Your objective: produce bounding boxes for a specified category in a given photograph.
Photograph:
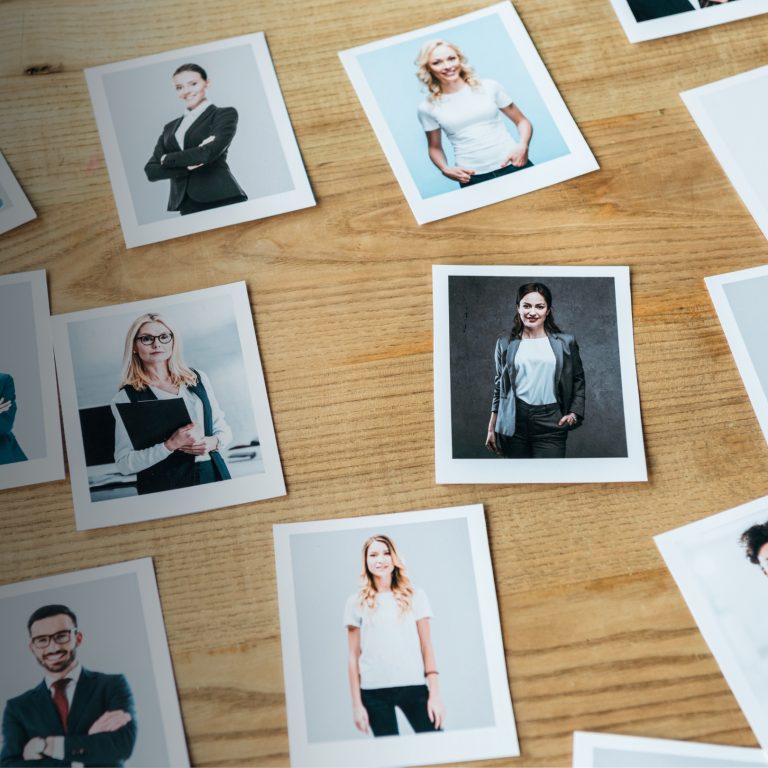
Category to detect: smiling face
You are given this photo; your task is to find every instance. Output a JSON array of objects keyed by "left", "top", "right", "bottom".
[
  {"left": 427, "top": 44, "right": 463, "bottom": 88},
  {"left": 134, "top": 320, "right": 174, "bottom": 367},
  {"left": 29, "top": 614, "right": 82, "bottom": 676},
  {"left": 173, "top": 69, "right": 209, "bottom": 111},
  {"left": 366, "top": 539, "right": 394, "bottom": 580},
  {"left": 518, "top": 291, "right": 550, "bottom": 336}
]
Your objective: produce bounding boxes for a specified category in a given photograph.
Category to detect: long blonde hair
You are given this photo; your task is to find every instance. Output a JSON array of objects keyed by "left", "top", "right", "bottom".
[
  {"left": 358, "top": 535, "right": 414, "bottom": 615},
  {"left": 415, "top": 39, "right": 479, "bottom": 101},
  {"left": 119, "top": 312, "right": 197, "bottom": 391}
]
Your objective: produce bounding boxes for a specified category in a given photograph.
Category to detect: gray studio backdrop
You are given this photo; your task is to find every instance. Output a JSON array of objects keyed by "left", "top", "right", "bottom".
[
  {"left": 0, "top": 180, "right": 11, "bottom": 211},
  {"left": 724, "top": 274, "right": 768, "bottom": 398},
  {"left": 0, "top": 281, "right": 46, "bottom": 459},
  {"left": 448, "top": 275, "right": 628, "bottom": 459},
  {"left": 102, "top": 43, "right": 294, "bottom": 225},
  {"left": 593, "top": 748, "right": 758, "bottom": 768},
  {"left": 289, "top": 517, "right": 495, "bottom": 743},
  {"left": 67, "top": 293, "right": 259, "bottom": 449},
  {"left": 0, "top": 573, "right": 169, "bottom": 767}
]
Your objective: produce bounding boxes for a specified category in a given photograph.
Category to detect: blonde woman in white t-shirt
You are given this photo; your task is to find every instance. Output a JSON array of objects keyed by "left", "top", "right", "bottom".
[
  {"left": 416, "top": 40, "right": 533, "bottom": 187},
  {"left": 344, "top": 535, "right": 445, "bottom": 737}
]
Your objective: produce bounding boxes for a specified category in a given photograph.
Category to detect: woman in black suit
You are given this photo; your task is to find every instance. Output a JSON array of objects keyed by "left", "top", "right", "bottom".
[
  {"left": 144, "top": 63, "right": 247, "bottom": 215},
  {"left": 485, "top": 282, "right": 585, "bottom": 459}
]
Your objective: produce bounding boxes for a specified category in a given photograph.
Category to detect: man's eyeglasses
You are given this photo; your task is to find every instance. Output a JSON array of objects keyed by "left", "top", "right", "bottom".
[
  {"left": 30, "top": 629, "right": 76, "bottom": 649},
  {"left": 135, "top": 332, "right": 173, "bottom": 346}
]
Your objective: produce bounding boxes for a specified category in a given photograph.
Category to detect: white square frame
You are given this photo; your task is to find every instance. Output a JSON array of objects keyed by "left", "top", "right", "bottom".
[
  {"left": 432, "top": 264, "right": 647, "bottom": 484},
  {"left": 339, "top": 2, "right": 598, "bottom": 225},
  {"left": 273, "top": 504, "right": 520, "bottom": 768},
  {"left": 85, "top": 33, "right": 315, "bottom": 248},
  {"left": 0, "top": 270, "right": 64, "bottom": 491},
  {"left": 0, "top": 151, "right": 36, "bottom": 235},
  {"left": 52, "top": 281, "right": 285, "bottom": 530}
]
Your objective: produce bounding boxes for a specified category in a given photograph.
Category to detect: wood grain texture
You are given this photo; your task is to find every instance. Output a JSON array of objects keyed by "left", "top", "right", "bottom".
[{"left": 1, "top": 0, "right": 768, "bottom": 765}]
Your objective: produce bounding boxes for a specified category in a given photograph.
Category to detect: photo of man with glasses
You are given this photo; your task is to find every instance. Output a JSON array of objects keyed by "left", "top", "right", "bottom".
[{"left": 0, "top": 604, "right": 137, "bottom": 767}]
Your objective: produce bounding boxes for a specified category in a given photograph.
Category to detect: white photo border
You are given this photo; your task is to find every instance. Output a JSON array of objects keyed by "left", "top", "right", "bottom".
[
  {"left": 609, "top": 0, "right": 768, "bottom": 44},
  {"left": 273, "top": 504, "right": 520, "bottom": 768},
  {"left": 572, "top": 731, "right": 766, "bottom": 767},
  {"left": 682, "top": 65, "right": 768, "bottom": 241},
  {"left": 52, "top": 280, "right": 285, "bottom": 530},
  {"left": 338, "top": 1, "right": 598, "bottom": 225},
  {"left": 432, "top": 264, "right": 647, "bottom": 484},
  {"left": 0, "top": 270, "right": 64, "bottom": 491},
  {"left": 706, "top": 264, "right": 768, "bottom": 447},
  {"left": 84, "top": 32, "right": 315, "bottom": 248},
  {"left": 0, "top": 151, "right": 36, "bottom": 235},
  {"left": 0, "top": 557, "right": 190, "bottom": 767},
  {"left": 655, "top": 495, "right": 768, "bottom": 751}
]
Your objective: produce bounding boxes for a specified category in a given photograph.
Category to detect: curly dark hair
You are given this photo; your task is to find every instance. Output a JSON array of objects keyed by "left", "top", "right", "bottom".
[{"left": 740, "top": 521, "right": 768, "bottom": 566}]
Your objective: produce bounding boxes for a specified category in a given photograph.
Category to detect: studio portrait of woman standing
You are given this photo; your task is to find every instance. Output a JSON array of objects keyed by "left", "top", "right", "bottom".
[
  {"left": 110, "top": 312, "right": 232, "bottom": 495},
  {"left": 486, "top": 282, "right": 585, "bottom": 459},
  {"left": 344, "top": 535, "right": 445, "bottom": 737},
  {"left": 144, "top": 63, "right": 247, "bottom": 215},
  {"left": 415, "top": 39, "right": 533, "bottom": 188}
]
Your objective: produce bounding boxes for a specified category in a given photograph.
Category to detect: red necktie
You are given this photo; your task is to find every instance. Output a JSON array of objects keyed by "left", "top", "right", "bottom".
[{"left": 51, "top": 679, "right": 70, "bottom": 734}]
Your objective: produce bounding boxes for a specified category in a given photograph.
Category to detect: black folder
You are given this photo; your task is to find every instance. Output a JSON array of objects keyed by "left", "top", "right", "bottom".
[{"left": 114, "top": 399, "right": 192, "bottom": 450}]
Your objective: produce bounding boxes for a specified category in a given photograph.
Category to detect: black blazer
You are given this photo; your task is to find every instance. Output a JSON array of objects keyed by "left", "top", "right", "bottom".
[
  {"left": 0, "top": 372, "right": 27, "bottom": 465},
  {"left": 627, "top": 0, "right": 695, "bottom": 22},
  {"left": 492, "top": 333, "right": 586, "bottom": 438},
  {"left": 0, "top": 669, "right": 137, "bottom": 767},
  {"left": 144, "top": 104, "right": 246, "bottom": 211}
]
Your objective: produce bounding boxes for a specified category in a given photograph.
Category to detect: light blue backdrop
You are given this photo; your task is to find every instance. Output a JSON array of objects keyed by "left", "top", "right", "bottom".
[
  {"left": 356, "top": 14, "right": 569, "bottom": 199},
  {"left": 289, "top": 517, "right": 495, "bottom": 743}
]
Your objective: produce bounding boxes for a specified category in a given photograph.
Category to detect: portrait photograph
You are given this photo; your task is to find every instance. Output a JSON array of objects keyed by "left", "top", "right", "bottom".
[
  {"left": 52, "top": 281, "right": 285, "bottom": 530},
  {"left": 655, "top": 495, "right": 768, "bottom": 752},
  {"left": 682, "top": 65, "right": 768, "bottom": 241},
  {"left": 706, "top": 264, "right": 768, "bottom": 447},
  {"left": 609, "top": 0, "right": 768, "bottom": 43},
  {"left": 85, "top": 33, "right": 315, "bottom": 248},
  {"left": 432, "top": 265, "right": 647, "bottom": 484},
  {"left": 0, "top": 270, "right": 64, "bottom": 491},
  {"left": 0, "top": 151, "right": 36, "bottom": 236},
  {"left": 0, "top": 557, "right": 188, "bottom": 767},
  {"left": 339, "top": 2, "right": 598, "bottom": 225},
  {"left": 273, "top": 504, "right": 519, "bottom": 768},
  {"left": 572, "top": 731, "right": 767, "bottom": 768}
]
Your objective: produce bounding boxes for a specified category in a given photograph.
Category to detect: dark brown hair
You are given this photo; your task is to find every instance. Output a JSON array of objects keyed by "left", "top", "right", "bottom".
[{"left": 173, "top": 63, "right": 208, "bottom": 80}]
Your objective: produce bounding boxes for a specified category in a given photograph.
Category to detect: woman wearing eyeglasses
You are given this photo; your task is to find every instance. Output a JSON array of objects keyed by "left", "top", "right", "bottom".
[{"left": 109, "top": 312, "right": 232, "bottom": 495}]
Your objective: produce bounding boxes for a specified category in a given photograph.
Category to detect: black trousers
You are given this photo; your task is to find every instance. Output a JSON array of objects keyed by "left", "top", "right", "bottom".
[
  {"left": 361, "top": 685, "right": 440, "bottom": 737},
  {"left": 179, "top": 193, "right": 247, "bottom": 215},
  {"left": 460, "top": 159, "right": 533, "bottom": 188},
  {"left": 497, "top": 399, "right": 568, "bottom": 459}
]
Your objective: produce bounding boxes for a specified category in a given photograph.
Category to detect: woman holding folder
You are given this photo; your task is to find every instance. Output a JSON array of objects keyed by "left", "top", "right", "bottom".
[{"left": 110, "top": 312, "right": 232, "bottom": 494}]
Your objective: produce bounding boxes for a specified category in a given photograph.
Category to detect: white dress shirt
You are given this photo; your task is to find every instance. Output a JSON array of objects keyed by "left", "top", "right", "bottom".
[
  {"left": 174, "top": 99, "right": 210, "bottom": 149},
  {"left": 44, "top": 663, "right": 82, "bottom": 761}
]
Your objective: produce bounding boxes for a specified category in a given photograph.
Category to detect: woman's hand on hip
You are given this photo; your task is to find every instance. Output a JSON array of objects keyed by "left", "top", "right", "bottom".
[
  {"left": 485, "top": 429, "right": 499, "bottom": 454},
  {"left": 0, "top": 398, "right": 11, "bottom": 414},
  {"left": 558, "top": 412, "right": 578, "bottom": 428},
  {"left": 427, "top": 692, "right": 445, "bottom": 730},
  {"left": 502, "top": 144, "right": 529, "bottom": 168},
  {"left": 352, "top": 704, "right": 370, "bottom": 734},
  {"left": 442, "top": 166, "right": 475, "bottom": 183}
]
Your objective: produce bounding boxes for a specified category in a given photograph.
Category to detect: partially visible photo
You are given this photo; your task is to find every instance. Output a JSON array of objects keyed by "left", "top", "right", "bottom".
[
  {"left": 339, "top": 2, "right": 597, "bottom": 224},
  {"left": 274, "top": 504, "right": 519, "bottom": 768},
  {"left": 0, "top": 270, "right": 64, "bottom": 491},
  {"left": 52, "top": 281, "right": 285, "bottom": 530},
  {"left": 656, "top": 495, "right": 768, "bottom": 752},
  {"left": 85, "top": 33, "right": 314, "bottom": 247},
  {"left": 0, "top": 151, "right": 36, "bottom": 235},
  {"left": 573, "top": 731, "right": 767, "bottom": 768},
  {"left": 682, "top": 65, "right": 768, "bottom": 241},
  {"left": 0, "top": 558, "right": 188, "bottom": 767},
  {"left": 609, "top": 0, "right": 766, "bottom": 42}
]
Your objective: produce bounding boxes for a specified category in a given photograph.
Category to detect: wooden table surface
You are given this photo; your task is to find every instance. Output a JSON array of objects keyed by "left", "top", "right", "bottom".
[{"left": 2, "top": 0, "right": 768, "bottom": 765}]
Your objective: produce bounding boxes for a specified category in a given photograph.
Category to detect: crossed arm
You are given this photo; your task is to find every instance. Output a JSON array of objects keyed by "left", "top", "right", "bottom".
[{"left": 0, "top": 377, "right": 18, "bottom": 435}]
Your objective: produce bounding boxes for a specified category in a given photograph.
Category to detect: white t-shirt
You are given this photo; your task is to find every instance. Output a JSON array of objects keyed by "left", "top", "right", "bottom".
[
  {"left": 514, "top": 337, "right": 557, "bottom": 405},
  {"left": 344, "top": 587, "right": 433, "bottom": 690},
  {"left": 417, "top": 79, "right": 520, "bottom": 173}
]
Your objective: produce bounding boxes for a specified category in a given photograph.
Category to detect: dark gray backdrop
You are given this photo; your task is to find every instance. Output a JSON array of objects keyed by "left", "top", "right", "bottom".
[{"left": 448, "top": 275, "right": 628, "bottom": 459}]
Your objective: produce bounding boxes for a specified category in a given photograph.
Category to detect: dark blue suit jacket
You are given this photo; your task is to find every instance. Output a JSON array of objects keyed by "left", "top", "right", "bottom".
[
  {"left": 0, "top": 373, "right": 27, "bottom": 466},
  {"left": 0, "top": 669, "right": 137, "bottom": 767}
]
